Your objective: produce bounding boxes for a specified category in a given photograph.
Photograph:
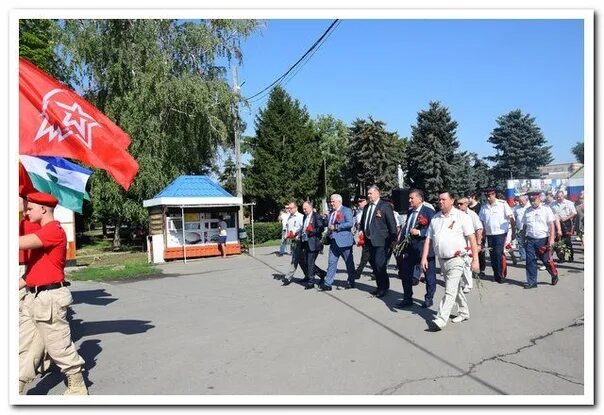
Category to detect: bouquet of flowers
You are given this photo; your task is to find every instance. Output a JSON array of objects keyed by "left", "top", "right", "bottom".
[
  {"left": 286, "top": 230, "right": 296, "bottom": 240},
  {"left": 357, "top": 231, "right": 365, "bottom": 247},
  {"left": 393, "top": 214, "right": 429, "bottom": 257},
  {"left": 455, "top": 247, "right": 484, "bottom": 300},
  {"left": 553, "top": 239, "right": 572, "bottom": 262},
  {"left": 305, "top": 223, "right": 314, "bottom": 234}
]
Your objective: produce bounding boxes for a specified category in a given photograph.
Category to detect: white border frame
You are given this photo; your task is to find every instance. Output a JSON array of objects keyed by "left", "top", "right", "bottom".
[{"left": 8, "top": 7, "right": 594, "bottom": 407}]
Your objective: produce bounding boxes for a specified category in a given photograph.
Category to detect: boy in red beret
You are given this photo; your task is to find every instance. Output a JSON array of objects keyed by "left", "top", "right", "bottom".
[{"left": 18, "top": 192, "right": 88, "bottom": 395}]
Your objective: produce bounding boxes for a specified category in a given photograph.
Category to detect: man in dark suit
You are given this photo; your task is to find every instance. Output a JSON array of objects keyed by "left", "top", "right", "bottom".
[
  {"left": 297, "top": 201, "right": 327, "bottom": 289},
  {"left": 395, "top": 189, "right": 437, "bottom": 308},
  {"left": 360, "top": 185, "right": 398, "bottom": 298}
]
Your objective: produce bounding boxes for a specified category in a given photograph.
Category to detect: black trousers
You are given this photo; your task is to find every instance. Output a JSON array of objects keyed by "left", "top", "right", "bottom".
[
  {"left": 560, "top": 219, "right": 575, "bottom": 261},
  {"left": 355, "top": 244, "right": 373, "bottom": 276},
  {"left": 300, "top": 242, "right": 325, "bottom": 283},
  {"left": 367, "top": 239, "right": 389, "bottom": 291}
]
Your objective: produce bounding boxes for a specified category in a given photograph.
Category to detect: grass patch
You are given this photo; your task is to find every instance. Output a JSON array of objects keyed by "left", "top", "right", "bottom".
[
  {"left": 68, "top": 252, "right": 159, "bottom": 282},
  {"left": 256, "top": 239, "right": 282, "bottom": 247}
]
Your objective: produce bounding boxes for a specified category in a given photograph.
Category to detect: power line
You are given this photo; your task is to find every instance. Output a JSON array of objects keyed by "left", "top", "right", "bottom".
[
  {"left": 248, "top": 19, "right": 342, "bottom": 105},
  {"left": 245, "top": 19, "right": 341, "bottom": 102}
]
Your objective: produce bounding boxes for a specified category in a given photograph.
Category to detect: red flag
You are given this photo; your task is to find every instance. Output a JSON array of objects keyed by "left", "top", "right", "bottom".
[
  {"left": 19, "top": 161, "right": 37, "bottom": 197},
  {"left": 19, "top": 58, "right": 139, "bottom": 190}
]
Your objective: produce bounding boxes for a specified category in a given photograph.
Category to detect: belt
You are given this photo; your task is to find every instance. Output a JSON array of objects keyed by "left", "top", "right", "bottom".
[
  {"left": 26, "top": 281, "right": 71, "bottom": 295},
  {"left": 441, "top": 256, "right": 463, "bottom": 262}
]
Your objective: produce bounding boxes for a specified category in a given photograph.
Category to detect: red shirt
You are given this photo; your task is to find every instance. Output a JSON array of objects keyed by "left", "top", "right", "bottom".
[
  {"left": 25, "top": 221, "right": 66, "bottom": 286},
  {"left": 19, "top": 218, "right": 41, "bottom": 265}
]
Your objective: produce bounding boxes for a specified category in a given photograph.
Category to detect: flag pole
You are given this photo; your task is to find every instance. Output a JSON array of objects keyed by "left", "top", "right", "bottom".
[{"left": 181, "top": 206, "right": 187, "bottom": 264}]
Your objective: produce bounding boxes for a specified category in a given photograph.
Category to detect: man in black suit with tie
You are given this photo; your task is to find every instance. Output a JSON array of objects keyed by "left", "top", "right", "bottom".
[
  {"left": 297, "top": 201, "right": 327, "bottom": 289},
  {"left": 395, "top": 189, "right": 437, "bottom": 309},
  {"left": 360, "top": 185, "right": 398, "bottom": 298}
]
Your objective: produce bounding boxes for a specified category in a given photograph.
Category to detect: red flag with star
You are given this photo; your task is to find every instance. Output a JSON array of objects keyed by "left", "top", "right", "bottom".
[{"left": 19, "top": 58, "right": 139, "bottom": 190}]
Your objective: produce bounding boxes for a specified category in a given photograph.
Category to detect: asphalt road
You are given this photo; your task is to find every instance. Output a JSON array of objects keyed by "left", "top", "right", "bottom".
[{"left": 19, "top": 242, "right": 588, "bottom": 403}]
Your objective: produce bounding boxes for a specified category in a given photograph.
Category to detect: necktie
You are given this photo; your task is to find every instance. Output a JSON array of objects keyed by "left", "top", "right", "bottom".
[
  {"left": 365, "top": 204, "right": 375, "bottom": 234},
  {"left": 406, "top": 210, "right": 418, "bottom": 235}
]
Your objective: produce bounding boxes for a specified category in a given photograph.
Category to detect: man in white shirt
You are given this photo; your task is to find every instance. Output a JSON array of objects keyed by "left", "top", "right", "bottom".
[
  {"left": 277, "top": 207, "right": 290, "bottom": 256},
  {"left": 521, "top": 192, "right": 559, "bottom": 288},
  {"left": 550, "top": 190, "right": 578, "bottom": 263},
  {"left": 281, "top": 201, "right": 304, "bottom": 285},
  {"left": 513, "top": 194, "right": 530, "bottom": 262},
  {"left": 479, "top": 188, "right": 515, "bottom": 284},
  {"left": 456, "top": 197, "right": 483, "bottom": 294},
  {"left": 421, "top": 192, "right": 479, "bottom": 331}
]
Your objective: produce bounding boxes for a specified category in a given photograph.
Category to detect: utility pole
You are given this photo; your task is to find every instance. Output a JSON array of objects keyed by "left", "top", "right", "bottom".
[{"left": 231, "top": 63, "right": 244, "bottom": 228}]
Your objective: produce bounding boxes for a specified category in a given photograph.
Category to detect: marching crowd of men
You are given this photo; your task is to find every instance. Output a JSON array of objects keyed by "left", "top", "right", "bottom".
[{"left": 277, "top": 185, "right": 582, "bottom": 332}]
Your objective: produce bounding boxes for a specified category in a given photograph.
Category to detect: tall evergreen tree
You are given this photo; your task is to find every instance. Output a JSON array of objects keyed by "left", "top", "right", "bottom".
[
  {"left": 404, "top": 101, "right": 461, "bottom": 203},
  {"left": 347, "top": 117, "right": 403, "bottom": 198},
  {"left": 218, "top": 155, "right": 238, "bottom": 196},
  {"left": 450, "top": 152, "right": 492, "bottom": 198},
  {"left": 487, "top": 109, "right": 553, "bottom": 189},
  {"left": 59, "top": 19, "right": 259, "bottom": 248},
  {"left": 571, "top": 141, "right": 584, "bottom": 163},
  {"left": 244, "top": 86, "right": 321, "bottom": 219}
]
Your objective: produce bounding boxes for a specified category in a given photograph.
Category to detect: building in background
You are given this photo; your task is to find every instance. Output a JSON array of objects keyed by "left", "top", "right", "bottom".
[{"left": 143, "top": 175, "right": 243, "bottom": 263}]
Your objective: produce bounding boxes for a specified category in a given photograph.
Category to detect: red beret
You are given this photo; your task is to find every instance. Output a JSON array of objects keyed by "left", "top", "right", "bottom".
[{"left": 27, "top": 192, "right": 58, "bottom": 208}]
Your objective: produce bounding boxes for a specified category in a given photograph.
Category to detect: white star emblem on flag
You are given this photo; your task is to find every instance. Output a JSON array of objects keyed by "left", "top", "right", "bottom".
[{"left": 34, "top": 88, "right": 99, "bottom": 149}]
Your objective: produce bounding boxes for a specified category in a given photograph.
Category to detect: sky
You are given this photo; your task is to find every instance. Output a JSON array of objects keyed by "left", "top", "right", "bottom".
[{"left": 234, "top": 19, "right": 584, "bottom": 165}]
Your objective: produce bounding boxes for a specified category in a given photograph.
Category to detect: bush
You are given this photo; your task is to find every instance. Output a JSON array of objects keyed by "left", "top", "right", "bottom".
[{"left": 244, "top": 222, "right": 282, "bottom": 244}]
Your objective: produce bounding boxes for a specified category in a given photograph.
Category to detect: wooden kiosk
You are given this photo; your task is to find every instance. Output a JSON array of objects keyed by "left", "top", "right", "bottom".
[{"left": 143, "top": 175, "right": 243, "bottom": 263}]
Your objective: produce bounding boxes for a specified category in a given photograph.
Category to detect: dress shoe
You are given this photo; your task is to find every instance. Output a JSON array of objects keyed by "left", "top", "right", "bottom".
[
  {"left": 421, "top": 300, "right": 433, "bottom": 308},
  {"left": 395, "top": 299, "right": 414, "bottom": 308},
  {"left": 370, "top": 289, "right": 379, "bottom": 296},
  {"left": 376, "top": 291, "right": 387, "bottom": 298},
  {"left": 344, "top": 281, "right": 355, "bottom": 289},
  {"left": 451, "top": 315, "right": 469, "bottom": 323},
  {"left": 412, "top": 278, "right": 420, "bottom": 286},
  {"left": 428, "top": 319, "right": 444, "bottom": 331},
  {"left": 304, "top": 283, "right": 315, "bottom": 290},
  {"left": 300, "top": 277, "right": 310, "bottom": 283},
  {"left": 282, "top": 279, "right": 292, "bottom": 286},
  {"left": 319, "top": 283, "right": 332, "bottom": 291},
  {"left": 523, "top": 283, "right": 538, "bottom": 289},
  {"left": 552, "top": 275, "right": 559, "bottom": 286},
  {"left": 462, "top": 287, "right": 471, "bottom": 294}
]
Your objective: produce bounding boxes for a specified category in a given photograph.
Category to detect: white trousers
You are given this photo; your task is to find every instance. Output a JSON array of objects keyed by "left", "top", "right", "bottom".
[{"left": 435, "top": 257, "right": 469, "bottom": 325}]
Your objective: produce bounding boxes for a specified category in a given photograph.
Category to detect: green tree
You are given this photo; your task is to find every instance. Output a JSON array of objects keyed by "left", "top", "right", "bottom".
[
  {"left": 450, "top": 152, "right": 492, "bottom": 198},
  {"left": 60, "top": 19, "right": 259, "bottom": 248},
  {"left": 19, "top": 19, "right": 66, "bottom": 81},
  {"left": 314, "top": 114, "right": 350, "bottom": 200},
  {"left": 244, "top": 86, "right": 322, "bottom": 219},
  {"left": 218, "top": 155, "right": 238, "bottom": 196},
  {"left": 347, "top": 117, "right": 404, "bottom": 199},
  {"left": 404, "top": 101, "right": 461, "bottom": 203},
  {"left": 487, "top": 109, "right": 553, "bottom": 189},
  {"left": 571, "top": 141, "right": 584, "bottom": 163}
]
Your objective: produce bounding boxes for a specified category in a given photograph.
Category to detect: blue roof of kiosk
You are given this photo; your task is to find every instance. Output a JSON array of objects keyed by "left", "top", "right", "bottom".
[{"left": 155, "top": 175, "right": 234, "bottom": 198}]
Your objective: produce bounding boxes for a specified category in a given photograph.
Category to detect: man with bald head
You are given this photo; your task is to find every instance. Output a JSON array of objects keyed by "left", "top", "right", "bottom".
[{"left": 296, "top": 201, "right": 327, "bottom": 289}]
